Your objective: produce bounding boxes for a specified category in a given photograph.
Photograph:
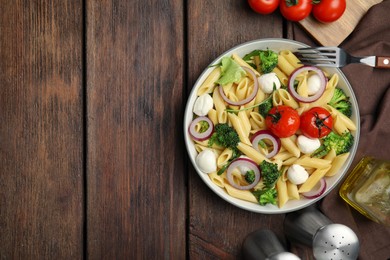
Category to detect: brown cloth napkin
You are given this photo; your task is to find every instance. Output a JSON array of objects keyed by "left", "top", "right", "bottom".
[{"left": 292, "top": 1, "right": 390, "bottom": 259}]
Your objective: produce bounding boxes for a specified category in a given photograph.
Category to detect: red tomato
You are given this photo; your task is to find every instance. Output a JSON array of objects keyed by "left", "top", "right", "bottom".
[
  {"left": 248, "top": 0, "right": 280, "bottom": 14},
  {"left": 300, "top": 107, "right": 333, "bottom": 138},
  {"left": 279, "top": 0, "right": 312, "bottom": 21},
  {"left": 265, "top": 105, "right": 300, "bottom": 138},
  {"left": 312, "top": 0, "right": 346, "bottom": 23}
]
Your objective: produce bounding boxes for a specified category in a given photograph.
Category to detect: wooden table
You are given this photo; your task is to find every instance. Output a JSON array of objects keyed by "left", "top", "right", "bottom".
[{"left": 0, "top": 1, "right": 313, "bottom": 259}]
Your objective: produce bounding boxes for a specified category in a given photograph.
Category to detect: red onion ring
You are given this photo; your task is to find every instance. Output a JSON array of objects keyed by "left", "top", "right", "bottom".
[
  {"left": 251, "top": 130, "right": 281, "bottom": 158},
  {"left": 226, "top": 158, "right": 261, "bottom": 190},
  {"left": 288, "top": 66, "right": 327, "bottom": 103},
  {"left": 302, "top": 178, "right": 327, "bottom": 199},
  {"left": 218, "top": 66, "right": 259, "bottom": 106},
  {"left": 188, "top": 116, "right": 214, "bottom": 141}
]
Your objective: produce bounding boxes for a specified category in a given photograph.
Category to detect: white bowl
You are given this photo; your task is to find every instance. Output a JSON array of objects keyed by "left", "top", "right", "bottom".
[{"left": 184, "top": 38, "right": 360, "bottom": 214}]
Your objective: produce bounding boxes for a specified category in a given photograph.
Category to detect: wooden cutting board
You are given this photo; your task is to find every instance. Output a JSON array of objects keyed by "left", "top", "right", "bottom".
[{"left": 299, "top": 0, "right": 383, "bottom": 46}]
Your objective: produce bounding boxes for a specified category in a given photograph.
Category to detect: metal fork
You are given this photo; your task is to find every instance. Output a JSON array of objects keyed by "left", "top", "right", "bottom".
[{"left": 295, "top": 46, "right": 390, "bottom": 69}]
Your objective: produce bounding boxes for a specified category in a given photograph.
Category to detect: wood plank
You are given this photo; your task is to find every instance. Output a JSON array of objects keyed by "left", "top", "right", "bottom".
[
  {"left": 0, "top": 0, "right": 84, "bottom": 258},
  {"left": 187, "top": 0, "right": 288, "bottom": 258},
  {"left": 86, "top": 0, "right": 186, "bottom": 258},
  {"left": 299, "top": 0, "right": 382, "bottom": 46}
]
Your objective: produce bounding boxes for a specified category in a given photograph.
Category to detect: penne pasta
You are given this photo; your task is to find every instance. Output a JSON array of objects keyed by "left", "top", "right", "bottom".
[
  {"left": 298, "top": 166, "right": 331, "bottom": 193},
  {"left": 225, "top": 184, "right": 258, "bottom": 203},
  {"left": 326, "top": 152, "right": 350, "bottom": 177},
  {"left": 276, "top": 178, "right": 289, "bottom": 208},
  {"left": 237, "top": 142, "right": 268, "bottom": 164},
  {"left": 287, "top": 181, "right": 300, "bottom": 200},
  {"left": 208, "top": 172, "right": 226, "bottom": 188},
  {"left": 228, "top": 113, "right": 251, "bottom": 145},
  {"left": 197, "top": 67, "right": 221, "bottom": 95}
]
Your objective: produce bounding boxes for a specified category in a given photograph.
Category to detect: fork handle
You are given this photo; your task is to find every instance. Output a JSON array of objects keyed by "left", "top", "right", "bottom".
[{"left": 376, "top": 56, "right": 390, "bottom": 69}]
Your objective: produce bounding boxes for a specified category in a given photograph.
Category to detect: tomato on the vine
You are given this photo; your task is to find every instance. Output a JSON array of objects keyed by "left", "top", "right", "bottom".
[
  {"left": 300, "top": 107, "right": 333, "bottom": 138},
  {"left": 265, "top": 105, "right": 300, "bottom": 138},
  {"left": 312, "top": 0, "right": 346, "bottom": 23},
  {"left": 248, "top": 0, "right": 280, "bottom": 15},
  {"left": 279, "top": 0, "right": 312, "bottom": 22}
]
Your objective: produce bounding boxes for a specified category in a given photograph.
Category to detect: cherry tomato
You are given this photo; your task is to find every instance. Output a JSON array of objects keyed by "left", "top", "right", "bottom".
[
  {"left": 312, "top": 0, "right": 346, "bottom": 23},
  {"left": 300, "top": 107, "right": 333, "bottom": 138},
  {"left": 279, "top": 0, "right": 312, "bottom": 22},
  {"left": 265, "top": 105, "right": 300, "bottom": 138},
  {"left": 248, "top": 0, "right": 280, "bottom": 14}
]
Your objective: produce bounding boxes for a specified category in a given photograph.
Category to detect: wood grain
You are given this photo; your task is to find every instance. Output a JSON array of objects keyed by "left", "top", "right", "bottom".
[
  {"left": 299, "top": 0, "right": 383, "bottom": 46},
  {"left": 186, "top": 0, "right": 295, "bottom": 258},
  {"left": 86, "top": 0, "right": 186, "bottom": 258},
  {"left": 0, "top": 0, "right": 84, "bottom": 258}
]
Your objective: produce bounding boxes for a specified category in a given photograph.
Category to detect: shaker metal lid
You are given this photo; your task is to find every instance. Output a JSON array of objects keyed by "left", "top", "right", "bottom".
[
  {"left": 312, "top": 223, "right": 359, "bottom": 260},
  {"left": 269, "top": 252, "right": 301, "bottom": 260}
]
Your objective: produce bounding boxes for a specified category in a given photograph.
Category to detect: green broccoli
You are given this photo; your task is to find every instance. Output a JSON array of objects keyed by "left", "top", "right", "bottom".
[
  {"left": 245, "top": 170, "right": 256, "bottom": 184},
  {"left": 312, "top": 131, "right": 354, "bottom": 158},
  {"left": 251, "top": 161, "right": 280, "bottom": 206},
  {"left": 258, "top": 94, "right": 273, "bottom": 118},
  {"left": 260, "top": 160, "right": 280, "bottom": 188},
  {"left": 243, "top": 49, "right": 278, "bottom": 74},
  {"left": 328, "top": 87, "right": 352, "bottom": 117},
  {"left": 209, "top": 124, "right": 241, "bottom": 175},
  {"left": 208, "top": 123, "right": 240, "bottom": 149},
  {"left": 252, "top": 188, "right": 277, "bottom": 206},
  {"left": 199, "top": 120, "right": 210, "bottom": 133}
]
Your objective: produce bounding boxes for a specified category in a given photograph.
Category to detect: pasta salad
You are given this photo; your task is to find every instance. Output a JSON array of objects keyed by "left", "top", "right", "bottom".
[{"left": 188, "top": 48, "right": 357, "bottom": 208}]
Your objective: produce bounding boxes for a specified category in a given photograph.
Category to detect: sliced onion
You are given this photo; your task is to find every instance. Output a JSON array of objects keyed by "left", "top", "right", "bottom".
[
  {"left": 302, "top": 178, "right": 327, "bottom": 199},
  {"left": 251, "top": 130, "right": 281, "bottom": 158},
  {"left": 288, "top": 66, "right": 327, "bottom": 103},
  {"left": 219, "top": 66, "right": 259, "bottom": 106},
  {"left": 188, "top": 116, "right": 214, "bottom": 141},
  {"left": 226, "top": 158, "right": 261, "bottom": 190}
]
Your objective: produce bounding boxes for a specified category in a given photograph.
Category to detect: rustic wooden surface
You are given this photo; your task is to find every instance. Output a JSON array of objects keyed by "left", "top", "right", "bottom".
[
  {"left": 0, "top": 1, "right": 84, "bottom": 259},
  {"left": 0, "top": 0, "right": 313, "bottom": 259}
]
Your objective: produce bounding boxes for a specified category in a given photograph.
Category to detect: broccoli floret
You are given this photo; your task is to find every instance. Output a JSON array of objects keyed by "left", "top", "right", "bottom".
[
  {"left": 260, "top": 160, "right": 280, "bottom": 188},
  {"left": 252, "top": 188, "right": 277, "bottom": 206},
  {"left": 245, "top": 170, "right": 256, "bottom": 184},
  {"left": 243, "top": 49, "right": 278, "bottom": 74},
  {"left": 251, "top": 161, "right": 280, "bottom": 206},
  {"left": 312, "top": 131, "right": 354, "bottom": 158},
  {"left": 258, "top": 94, "right": 274, "bottom": 118},
  {"left": 328, "top": 87, "right": 352, "bottom": 117},
  {"left": 259, "top": 50, "right": 279, "bottom": 74},
  {"left": 199, "top": 120, "right": 210, "bottom": 133},
  {"left": 208, "top": 123, "right": 240, "bottom": 150}
]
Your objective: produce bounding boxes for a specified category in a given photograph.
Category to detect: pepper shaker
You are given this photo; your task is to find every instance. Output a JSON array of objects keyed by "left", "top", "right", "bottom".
[
  {"left": 242, "top": 229, "right": 300, "bottom": 260},
  {"left": 284, "top": 206, "right": 360, "bottom": 260}
]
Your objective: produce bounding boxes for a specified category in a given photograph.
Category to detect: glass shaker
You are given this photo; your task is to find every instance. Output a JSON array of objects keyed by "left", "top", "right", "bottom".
[{"left": 339, "top": 156, "right": 390, "bottom": 226}]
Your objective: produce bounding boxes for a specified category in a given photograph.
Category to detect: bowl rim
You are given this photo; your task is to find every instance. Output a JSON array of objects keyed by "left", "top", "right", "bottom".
[{"left": 184, "top": 38, "right": 360, "bottom": 214}]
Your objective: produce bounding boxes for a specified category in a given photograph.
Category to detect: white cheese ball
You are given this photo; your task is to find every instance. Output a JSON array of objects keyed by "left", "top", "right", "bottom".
[
  {"left": 196, "top": 149, "right": 217, "bottom": 173},
  {"left": 307, "top": 73, "right": 322, "bottom": 95},
  {"left": 193, "top": 94, "right": 213, "bottom": 116},
  {"left": 258, "top": 72, "right": 281, "bottom": 94},
  {"left": 287, "top": 164, "right": 309, "bottom": 185},
  {"left": 297, "top": 135, "right": 321, "bottom": 154}
]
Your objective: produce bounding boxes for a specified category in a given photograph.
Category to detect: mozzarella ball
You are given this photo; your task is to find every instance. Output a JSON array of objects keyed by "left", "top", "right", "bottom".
[
  {"left": 193, "top": 94, "right": 213, "bottom": 116},
  {"left": 258, "top": 73, "right": 281, "bottom": 94},
  {"left": 297, "top": 135, "right": 321, "bottom": 154},
  {"left": 196, "top": 149, "right": 217, "bottom": 173},
  {"left": 307, "top": 73, "right": 322, "bottom": 95},
  {"left": 287, "top": 164, "right": 309, "bottom": 185}
]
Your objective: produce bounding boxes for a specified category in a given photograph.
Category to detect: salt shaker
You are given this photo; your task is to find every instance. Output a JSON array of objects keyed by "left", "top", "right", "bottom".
[
  {"left": 284, "top": 206, "right": 360, "bottom": 260},
  {"left": 242, "top": 229, "right": 301, "bottom": 260}
]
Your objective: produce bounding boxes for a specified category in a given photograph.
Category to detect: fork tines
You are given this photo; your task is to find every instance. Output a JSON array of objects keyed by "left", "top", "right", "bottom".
[{"left": 294, "top": 47, "right": 338, "bottom": 66}]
